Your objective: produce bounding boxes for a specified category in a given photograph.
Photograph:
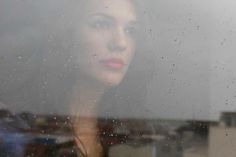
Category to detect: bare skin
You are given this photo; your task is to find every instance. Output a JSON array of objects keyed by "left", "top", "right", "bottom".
[{"left": 70, "top": 78, "right": 105, "bottom": 156}]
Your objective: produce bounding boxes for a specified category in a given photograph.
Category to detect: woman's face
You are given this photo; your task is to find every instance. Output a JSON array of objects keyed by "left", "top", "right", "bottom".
[{"left": 75, "top": 0, "right": 138, "bottom": 86}]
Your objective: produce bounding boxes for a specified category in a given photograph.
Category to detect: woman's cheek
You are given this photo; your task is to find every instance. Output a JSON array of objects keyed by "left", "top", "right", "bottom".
[
  {"left": 76, "top": 39, "right": 104, "bottom": 79},
  {"left": 126, "top": 42, "right": 136, "bottom": 67}
]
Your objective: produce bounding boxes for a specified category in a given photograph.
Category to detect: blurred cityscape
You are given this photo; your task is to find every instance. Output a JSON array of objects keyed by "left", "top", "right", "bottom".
[{"left": 0, "top": 109, "right": 235, "bottom": 157}]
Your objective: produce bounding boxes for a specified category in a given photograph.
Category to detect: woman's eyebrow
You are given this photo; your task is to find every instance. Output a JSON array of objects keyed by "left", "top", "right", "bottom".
[
  {"left": 88, "top": 13, "right": 138, "bottom": 24},
  {"left": 88, "top": 13, "right": 114, "bottom": 21}
]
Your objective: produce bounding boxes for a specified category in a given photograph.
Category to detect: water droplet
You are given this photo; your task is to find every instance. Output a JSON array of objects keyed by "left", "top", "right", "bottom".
[{"left": 17, "top": 55, "right": 23, "bottom": 60}]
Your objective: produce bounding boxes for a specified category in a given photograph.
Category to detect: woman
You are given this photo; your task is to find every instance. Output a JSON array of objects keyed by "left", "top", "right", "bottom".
[
  {"left": 67, "top": 0, "right": 140, "bottom": 156},
  {"left": 40, "top": 0, "right": 152, "bottom": 156}
]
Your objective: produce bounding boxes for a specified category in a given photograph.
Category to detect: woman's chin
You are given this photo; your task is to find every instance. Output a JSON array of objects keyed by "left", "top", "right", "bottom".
[{"left": 98, "top": 72, "right": 125, "bottom": 87}]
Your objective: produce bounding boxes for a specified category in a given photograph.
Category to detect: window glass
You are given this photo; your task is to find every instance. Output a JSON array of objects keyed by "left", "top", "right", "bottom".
[{"left": 1, "top": 0, "right": 235, "bottom": 157}]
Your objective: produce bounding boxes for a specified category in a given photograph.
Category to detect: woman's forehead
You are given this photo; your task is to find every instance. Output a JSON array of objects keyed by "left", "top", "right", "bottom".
[{"left": 81, "top": 0, "right": 137, "bottom": 21}]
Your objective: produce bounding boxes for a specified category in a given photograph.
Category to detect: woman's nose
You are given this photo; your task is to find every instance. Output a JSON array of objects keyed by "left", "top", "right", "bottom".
[{"left": 107, "top": 27, "right": 127, "bottom": 52}]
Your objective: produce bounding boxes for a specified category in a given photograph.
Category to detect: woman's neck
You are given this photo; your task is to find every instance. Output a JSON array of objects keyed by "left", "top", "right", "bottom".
[
  {"left": 70, "top": 76, "right": 106, "bottom": 118},
  {"left": 70, "top": 76, "right": 106, "bottom": 157}
]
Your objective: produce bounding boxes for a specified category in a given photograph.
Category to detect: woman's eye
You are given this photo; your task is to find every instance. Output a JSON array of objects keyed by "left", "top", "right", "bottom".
[
  {"left": 124, "top": 26, "right": 137, "bottom": 37},
  {"left": 89, "top": 20, "right": 111, "bottom": 29}
]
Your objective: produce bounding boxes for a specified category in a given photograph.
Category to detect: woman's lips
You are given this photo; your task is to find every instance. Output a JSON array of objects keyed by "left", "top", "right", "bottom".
[{"left": 100, "top": 58, "right": 125, "bottom": 70}]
